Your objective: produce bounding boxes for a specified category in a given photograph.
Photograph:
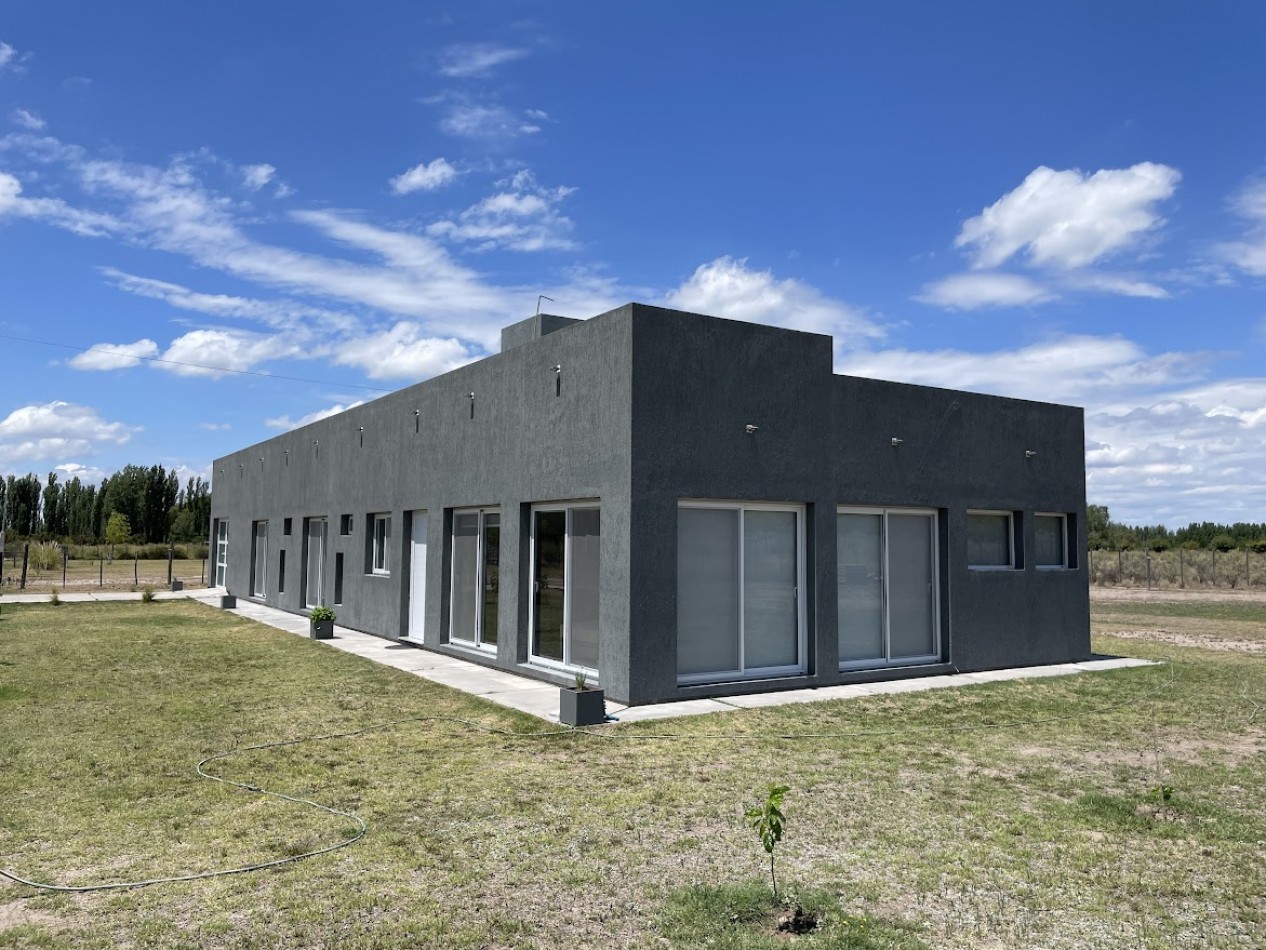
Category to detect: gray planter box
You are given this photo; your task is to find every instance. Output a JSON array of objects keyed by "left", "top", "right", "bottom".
[
  {"left": 171, "top": 580, "right": 184, "bottom": 592},
  {"left": 560, "top": 687, "right": 606, "bottom": 726},
  {"left": 310, "top": 619, "right": 335, "bottom": 640},
  {"left": 219, "top": 594, "right": 237, "bottom": 609}
]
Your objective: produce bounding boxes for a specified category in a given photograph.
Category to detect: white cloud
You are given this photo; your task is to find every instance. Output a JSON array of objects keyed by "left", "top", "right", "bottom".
[
  {"left": 438, "top": 101, "right": 543, "bottom": 139},
  {"left": 0, "top": 401, "right": 138, "bottom": 468},
  {"left": 426, "top": 169, "right": 575, "bottom": 252},
  {"left": 665, "top": 256, "right": 884, "bottom": 341},
  {"left": 957, "top": 163, "right": 1180, "bottom": 269},
  {"left": 0, "top": 41, "right": 24, "bottom": 74},
  {"left": 437, "top": 43, "right": 529, "bottom": 78},
  {"left": 1063, "top": 272, "right": 1169, "bottom": 299},
  {"left": 53, "top": 462, "right": 108, "bottom": 483},
  {"left": 1216, "top": 177, "right": 1266, "bottom": 277},
  {"left": 159, "top": 328, "right": 303, "bottom": 377},
  {"left": 265, "top": 400, "right": 366, "bottom": 431},
  {"left": 0, "top": 170, "right": 123, "bottom": 236},
  {"left": 198, "top": 422, "right": 231, "bottom": 431},
  {"left": 241, "top": 163, "right": 276, "bottom": 190},
  {"left": 915, "top": 272, "right": 1055, "bottom": 309},
  {"left": 836, "top": 334, "right": 1200, "bottom": 406},
  {"left": 69, "top": 339, "right": 159, "bottom": 370},
  {"left": 334, "top": 323, "right": 475, "bottom": 380},
  {"left": 11, "top": 108, "right": 44, "bottom": 130},
  {"left": 99, "top": 267, "right": 360, "bottom": 333},
  {"left": 390, "top": 157, "right": 458, "bottom": 194}
]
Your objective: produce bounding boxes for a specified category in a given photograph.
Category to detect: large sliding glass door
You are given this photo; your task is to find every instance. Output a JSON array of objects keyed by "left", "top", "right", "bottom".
[
  {"left": 449, "top": 508, "right": 499, "bottom": 651},
  {"left": 531, "top": 504, "right": 600, "bottom": 672},
  {"left": 677, "top": 502, "right": 805, "bottom": 684},
  {"left": 837, "top": 508, "right": 938, "bottom": 669}
]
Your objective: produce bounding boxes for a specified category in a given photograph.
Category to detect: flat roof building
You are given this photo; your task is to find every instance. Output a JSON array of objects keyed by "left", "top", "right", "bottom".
[{"left": 210, "top": 303, "right": 1090, "bottom": 706}]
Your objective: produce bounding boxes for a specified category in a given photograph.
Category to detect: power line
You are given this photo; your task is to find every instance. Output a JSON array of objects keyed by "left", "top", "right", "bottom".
[{"left": 0, "top": 333, "right": 393, "bottom": 393}]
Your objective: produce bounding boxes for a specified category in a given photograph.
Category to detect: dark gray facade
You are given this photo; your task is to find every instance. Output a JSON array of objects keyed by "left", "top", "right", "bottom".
[{"left": 210, "top": 303, "right": 1090, "bottom": 706}]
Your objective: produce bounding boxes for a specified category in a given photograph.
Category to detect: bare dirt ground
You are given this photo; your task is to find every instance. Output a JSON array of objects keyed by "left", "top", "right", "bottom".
[{"left": 1091, "top": 585, "right": 1266, "bottom": 605}]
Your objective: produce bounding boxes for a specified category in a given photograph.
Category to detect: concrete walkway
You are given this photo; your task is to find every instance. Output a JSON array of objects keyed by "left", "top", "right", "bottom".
[{"left": 3, "top": 588, "right": 1154, "bottom": 723}]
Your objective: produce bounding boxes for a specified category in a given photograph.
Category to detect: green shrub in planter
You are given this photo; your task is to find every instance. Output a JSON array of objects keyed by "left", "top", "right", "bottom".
[{"left": 309, "top": 606, "right": 336, "bottom": 640}]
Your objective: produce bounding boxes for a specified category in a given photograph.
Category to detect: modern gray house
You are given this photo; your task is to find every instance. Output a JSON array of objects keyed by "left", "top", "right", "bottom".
[{"left": 209, "top": 303, "right": 1090, "bottom": 706}]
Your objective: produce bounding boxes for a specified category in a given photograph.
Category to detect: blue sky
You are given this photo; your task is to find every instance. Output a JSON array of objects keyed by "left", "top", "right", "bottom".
[{"left": 2, "top": 1, "right": 1265, "bottom": 526}]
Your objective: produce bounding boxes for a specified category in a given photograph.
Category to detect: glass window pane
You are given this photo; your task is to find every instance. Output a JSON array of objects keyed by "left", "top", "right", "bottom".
[
  {"left": 1035, "top": 515, "right": 1066, "bottom": 567},
  {"left": 305, "top": 519, "right": 325, "bottom": 607},
  {"left": 967, "top": 513, "right": 1011, "bottom": 567},
  {"left": 743, "top": 510, "right": 799, "bottom": 669},
  {"left": 253, "top": 522, "right": 267, "bottom": 597},
  {"left": 838, "top": 513, "right": 885, "bottom": 662},
  {"left": 533, "top": 511, "right": 566, "bottom": 661},
  {"left": 888, "top": 513, "right": 936, "bottom": 659},
  {"left": 677, "top": 508, "right": 741, "bottom": 676},
  {"left": 482, "top": 513, "right": 500, "bottom": 646},
  {"left": 569, "top": 509, "right": 601, "bottom": 669},
  {"left": 450, "top": 513, "right": 479, "bottom": 641}
]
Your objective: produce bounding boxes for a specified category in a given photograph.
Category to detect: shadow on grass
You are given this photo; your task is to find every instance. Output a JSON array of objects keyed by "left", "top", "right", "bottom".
[{"left": 659, "top": 881, "right": 930, "bottom": 949}]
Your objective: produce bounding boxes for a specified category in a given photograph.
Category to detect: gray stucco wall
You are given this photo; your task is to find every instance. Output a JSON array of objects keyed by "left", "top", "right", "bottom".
[
  {"left": 211, "top": 306, "right": 636, "bottom": 700},
  {"left": 211, "top": 301, "right": 1090, "bottom": 707}
]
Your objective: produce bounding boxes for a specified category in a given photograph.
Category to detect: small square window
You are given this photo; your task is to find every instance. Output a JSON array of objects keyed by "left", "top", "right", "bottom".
[
  {"left": 967, "top": 511, "right": 1015, "bottom": 569},
  {"left": 1035, "top": 513, "right": 1068, "bottom": 569},
  {"left": 339, "top": 514, "right": 353, "bottom": 536},
  {"left": 370, "top": 513, "right": 391, "bottom": 575}
]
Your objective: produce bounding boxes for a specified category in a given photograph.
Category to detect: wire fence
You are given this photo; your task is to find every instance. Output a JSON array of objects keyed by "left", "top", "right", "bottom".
[
  {"left": 0, "top": 546, "right": 208, "bottom": 592},
  {"left": 1089, "top": 548, "right": 1266, "bottom": 590}
]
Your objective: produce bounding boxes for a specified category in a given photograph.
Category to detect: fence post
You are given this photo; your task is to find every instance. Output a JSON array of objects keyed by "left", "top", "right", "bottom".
[
  {"left": 1146, "top": 554, "right": 1153, "bottom": 591},
  {"left": 1117, "top": 549, "right": 1123, "bottom": 584},
  {"left": 62, "top": 545, "right": 67, "bottom": 587},
  {"left": 1179, "top": 549, "right": 1184, "bottom": 588},
  {"left": 20, "top": 543, "right": 29, "bottom": 590},
  {"left": 134, "top": 555, "right": 138, "bottom": 586},
  {"left": 167, "top": 544, "right": 173, "bottom": 585},
  {"left": 1088, "top": 549, "right": 1094, "bottom": 584},
  {"left": 201, "top": 558, "right": 206, "bottom": 586},
  {"left": 99, "top": 556, "right": 103, "bottom": 587},
  {"left": 1212, "top": 549, "right": 1217, "bottom": 587},
  {"left": 1246, "top": 549, "right": 1251, "bottom": 589}
]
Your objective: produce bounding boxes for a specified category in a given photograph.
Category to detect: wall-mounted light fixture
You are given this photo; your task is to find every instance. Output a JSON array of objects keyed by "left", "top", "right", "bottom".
[
  {"left": 891, "top": 437, "right": 904, "bottom": 446},
  {"left": 284, "top": 449, "right": 289, "bottom": 466},
  {"left": 1025, "top": 450, "right": 1037, "bottom": 458},
  {"left": 413, "top": 409, "right": 420, "bottom": 434},
  {"left": 466, "top": 392, "right": 476, "bottom": 420},
  {"left": 314, "top": 440, "right": 320, "bottom": 459},
  {"left": 358, "top": 426, "right": 364, "bottom": 447},
  {"left": 553, "top": 364, "right": 562, "bottom": 397},
  {"left": 745, "top": 424, "right": 759, "bottom": 434}
]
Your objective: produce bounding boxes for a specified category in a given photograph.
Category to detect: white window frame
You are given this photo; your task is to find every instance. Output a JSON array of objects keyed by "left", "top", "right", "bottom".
[
  {"left": 214, "top": 520, "right": 229, "bottom": 589},
  {"left": 448, "top": 507, "right": 499, "bottom": 653},
  {"left": 304, "top": 517, "right": 328, "bottom": 609},
  {"left": 370, "top": 513, "right": 391, "bottom": 575},
  {"left": 837, "top": 506, "right": 941, "bottom": 671},
  {"left": 1035, "top": 512, "right": 1070, "bottom": 570},
  {"left": 528, "top": 501, "right": 601, "bottom": 679},
  {"left": 967, "top": 509, "right": 1016, "bottom": 570},
  {"left": 676, "top": 499, "right": 808, "bottom": 686}
]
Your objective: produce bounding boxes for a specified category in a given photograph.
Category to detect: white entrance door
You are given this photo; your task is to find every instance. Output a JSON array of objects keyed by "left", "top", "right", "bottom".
[
  {"left": 305, "top": 518, "right": 326, "bottom": 608},
  {"left": 407, "top": 511, "right": 428, "bottom": 640}
]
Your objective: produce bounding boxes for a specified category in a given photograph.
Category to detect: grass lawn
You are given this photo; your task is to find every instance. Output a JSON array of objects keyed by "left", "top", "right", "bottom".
[{"left": 1, "top": 601, "right": 1264, "bottom": 949}]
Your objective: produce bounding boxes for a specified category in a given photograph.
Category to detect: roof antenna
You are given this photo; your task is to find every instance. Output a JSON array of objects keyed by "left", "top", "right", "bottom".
[{"left": 536, "top": 294, "right": 554, "bottom": 315}]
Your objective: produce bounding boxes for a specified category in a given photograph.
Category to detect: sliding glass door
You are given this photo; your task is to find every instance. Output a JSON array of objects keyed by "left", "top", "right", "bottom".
[
  {"left": 677, "top": 502, "right": 805, "bottom": 684},
  {"left": 837, "top": 508, "right": 938, "bottom": 669},
  {"left": 450, "top": 508, "right": 499, "bottom": 650},
  {"left": 531, "top": 504, "right": 601, "bottom": 672}
]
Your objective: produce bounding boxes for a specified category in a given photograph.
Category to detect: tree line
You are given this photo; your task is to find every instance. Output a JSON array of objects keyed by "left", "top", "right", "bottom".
[
  {"left": 1088, "top": 505, "right": 1266, "bottom": 553},
  {"left": 1, "top": 466, "right": 211, "bottom": 545}
]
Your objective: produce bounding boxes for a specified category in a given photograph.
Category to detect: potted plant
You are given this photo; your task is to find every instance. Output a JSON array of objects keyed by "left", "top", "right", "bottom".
[
  {"left": 309, "top": 605, "right": 336, "bottom": 640},
  {"left": 219, "top": 590, "right": 237, "bottom": 609},
  {"left": 560, "top": 671, "right": 606, "bottom": 727}
]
